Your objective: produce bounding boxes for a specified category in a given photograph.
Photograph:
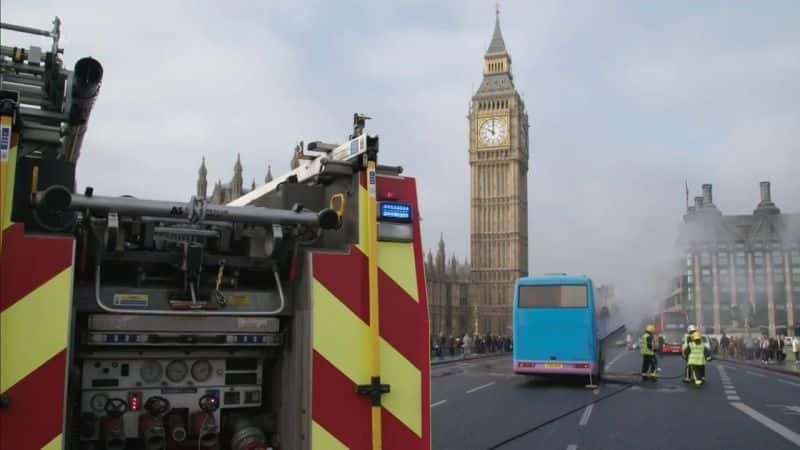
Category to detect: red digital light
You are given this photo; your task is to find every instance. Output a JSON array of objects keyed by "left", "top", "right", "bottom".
[{"left": 128, "top": 391, "right": 141, "bottom": 411}]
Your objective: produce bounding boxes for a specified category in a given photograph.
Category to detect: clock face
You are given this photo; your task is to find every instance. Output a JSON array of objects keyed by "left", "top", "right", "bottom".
[{"left": 479, "top": 118, "right": 507, "bottom": 146}]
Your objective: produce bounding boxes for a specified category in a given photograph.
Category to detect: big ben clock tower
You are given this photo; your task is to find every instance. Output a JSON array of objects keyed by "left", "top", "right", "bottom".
[{"left": 469, "top": 9, "right": 530, "bottom": 336}]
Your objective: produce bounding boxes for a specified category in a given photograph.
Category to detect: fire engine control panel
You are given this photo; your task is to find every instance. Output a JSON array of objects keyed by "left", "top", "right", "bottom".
[{"left": 78, "top": 353, "right": 264, "bottom": 442}]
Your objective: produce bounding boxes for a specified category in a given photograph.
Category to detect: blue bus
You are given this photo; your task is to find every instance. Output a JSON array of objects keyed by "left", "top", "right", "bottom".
[{"left": 512, "top": 274, "right": 603, "bottom": 378}]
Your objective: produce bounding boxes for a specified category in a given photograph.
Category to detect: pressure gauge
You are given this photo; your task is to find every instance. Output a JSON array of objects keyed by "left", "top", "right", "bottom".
[
  {"left": 166, "top": 360, "right": 188, "bottom": 383},
  {"left": 191, "top": 360, "right": 213, "bottom": 382},
  {"left": 91, "top": 393, "right": 109, "bottom": 412},
  {"left": 139, "top": 360, "right": 163, "bottom": 383}
]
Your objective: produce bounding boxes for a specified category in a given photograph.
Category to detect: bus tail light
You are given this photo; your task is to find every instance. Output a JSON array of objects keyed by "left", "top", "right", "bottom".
[
  {"left": 572, "top": 363, "right": 590, "bottom": 369},
  {"left": 517, "top": 362, "right": 533, "bottom": 368}
]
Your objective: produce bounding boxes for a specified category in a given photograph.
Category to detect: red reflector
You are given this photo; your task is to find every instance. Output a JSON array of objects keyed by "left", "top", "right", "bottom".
[{"left": 128, "top": 392, "right": 141, "bottom": 411}]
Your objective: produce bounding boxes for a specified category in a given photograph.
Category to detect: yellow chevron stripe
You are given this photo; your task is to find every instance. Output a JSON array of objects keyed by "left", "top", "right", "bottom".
[
  {"left": 41, "top": 434, "right": 62, "bottom": 450},
  {"left": 311, "top": 279, "right": 370, "bottom": 384},
  {"left": 377, "top": 241, "right": 419, "bottom": 302},
  {"left": 312, "top": 421, "right": 349, "bottom": 450},
  {"left": 0, "top": 267, "right": 72, "bottom": 392},
  {"left": 379, "top": 337, "right": 422, "bottom": 437}
]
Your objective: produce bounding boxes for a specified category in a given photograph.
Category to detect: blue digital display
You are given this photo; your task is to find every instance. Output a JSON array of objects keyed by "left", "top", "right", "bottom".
[{"left": 379, "top": 202, "right": 412, "bottom": 222}]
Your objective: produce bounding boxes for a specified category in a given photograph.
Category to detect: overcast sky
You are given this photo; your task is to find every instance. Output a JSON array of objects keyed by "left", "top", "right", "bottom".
[{"left": 4, "top": 1, "right": 800, "bottom": 312}]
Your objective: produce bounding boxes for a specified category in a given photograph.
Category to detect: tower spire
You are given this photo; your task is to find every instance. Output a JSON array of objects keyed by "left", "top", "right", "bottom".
[
  {"left": 487, "top": 4, "right": 507, "bottom": 55},
  {"left": 196, "top": 156, "right": 208, "bottom": 199}
]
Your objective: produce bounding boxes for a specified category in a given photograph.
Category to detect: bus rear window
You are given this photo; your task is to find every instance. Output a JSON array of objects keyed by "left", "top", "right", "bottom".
[{"left": 518, "top": 285, "right": 587, "bottom": 308}]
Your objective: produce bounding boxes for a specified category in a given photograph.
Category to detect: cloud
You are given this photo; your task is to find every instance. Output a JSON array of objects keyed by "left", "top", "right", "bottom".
[{"left": 5, "top": 1, "right": 800, "bottom": 317}]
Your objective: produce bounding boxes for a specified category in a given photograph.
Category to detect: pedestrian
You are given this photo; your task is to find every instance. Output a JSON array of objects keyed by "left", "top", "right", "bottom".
[
  {"left": 640, "top": 324, "right": 657, "bottom": 382},
  {"left": 792, "top": 335, "right": 799, "bottom": 364},
  {"left": 721, "top": 332, "right": 730, "bottom": 358},
  {"left": 682, "top": 331, "right": 711, "bottom": 386}
]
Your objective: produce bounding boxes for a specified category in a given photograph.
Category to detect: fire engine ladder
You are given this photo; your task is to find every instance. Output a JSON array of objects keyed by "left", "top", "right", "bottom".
[
  {"left": 0, "top": 17, "right": 73, "bottom": 157},
  {"left": 1, "top": 17, "right": 102, "bottom": 252}
]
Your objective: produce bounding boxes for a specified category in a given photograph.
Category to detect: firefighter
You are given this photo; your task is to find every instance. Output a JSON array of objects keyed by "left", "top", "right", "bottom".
[
  {"left": 682, "top": 324, "right": 698, "bottom": 382},
  {"left": 640, "top": 324, "right": 657, "bottom": 381},
  {"left": 682, "top": 331, "right": 711, "bottom": 386}
]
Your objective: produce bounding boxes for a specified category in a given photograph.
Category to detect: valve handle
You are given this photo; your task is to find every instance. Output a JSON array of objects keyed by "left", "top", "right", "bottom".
[
  {"left": 104, "top": 398, "right": 128, "bottom": 417},
  {"left": 144, "top": 396, "right": 171, "bottom": 416},
  {"left": 198, "top": 394, "right": 219, "bottom": 412}
]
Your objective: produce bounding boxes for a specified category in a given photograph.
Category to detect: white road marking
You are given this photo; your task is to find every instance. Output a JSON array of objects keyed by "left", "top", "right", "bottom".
[
  {"left": 466, "top": 381, "right": 496, "bottom": 394},
  {"left": 727, "top": 395, "right": 741, "bottom": 401},
  {"left": 725, "top": 390, "right": 737, "bottom": 395},
  {"left": 778, "top": 379, "right": 800, "bottom": 388},
  {"left": 578, "top": 404, "right": 594, "bottom": 426},
  {"left": 731, "top": 402, "right": 800, "bottom": 446},
  {"left": 746, "top": 371, "right": 766, "bottom": 378},
  {"left": 723, "top": 385, "right": 735, "bottom": 390},
  {"left": 567, "top": 445, "right": 578, "bottom": 450},
  {"left": 430, "top": 400, "right": 447, "bottom": 408},
  {"left": 605, "top": 352, "right": 626, "bottom": 370}
]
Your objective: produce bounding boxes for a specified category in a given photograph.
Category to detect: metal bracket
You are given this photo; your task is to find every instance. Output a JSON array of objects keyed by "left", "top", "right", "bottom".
[{"left": 355, "top": 376, "right": 391, "bottom": 407}]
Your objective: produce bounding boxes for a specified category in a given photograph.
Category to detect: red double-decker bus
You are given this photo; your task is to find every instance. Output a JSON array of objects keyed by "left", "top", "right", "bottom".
[{"left": 654, "top": 310, "right": 688, "bottom": 354}]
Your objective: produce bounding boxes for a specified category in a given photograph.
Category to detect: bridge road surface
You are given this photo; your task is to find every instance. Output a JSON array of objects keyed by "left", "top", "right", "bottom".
[{"left": 431, "top": 343, "right": 800, "bottom": 450}]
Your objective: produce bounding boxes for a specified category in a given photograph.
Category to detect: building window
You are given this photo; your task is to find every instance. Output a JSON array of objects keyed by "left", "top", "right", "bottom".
[
  {"left": 736, "top": 252, "right": 746, "bottom": 266},
  {"left": 791, "top": 251, "right": 800, "bottom": 265},
  {"left": 717, "top": 252, "right": 729, "bottom": 266},
  {"left": 719, "top": 269, "right": 729, "bottom": 285},
  {"left": 753, "top": 252, "right": 764, "bottom": 266},
  {"left": 701, "top": 269, "right": 712, "bottom": 284},
  {"left": 700, "top": 252, "right": 711, "bottom": 266},
  {"left": 774, "top": 271, "right": 785, "bottom": 283},
  {"left": 773, "top": 251, "right": 785, "bottom": 266}
]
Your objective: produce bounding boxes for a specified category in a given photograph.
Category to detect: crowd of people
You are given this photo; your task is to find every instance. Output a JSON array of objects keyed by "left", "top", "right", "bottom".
[
  {"left": 718, "top": 333, "right": 800, "bottom": 364},
  {"left": 430, "top": 333, "right": 512, "bottom": 359}
]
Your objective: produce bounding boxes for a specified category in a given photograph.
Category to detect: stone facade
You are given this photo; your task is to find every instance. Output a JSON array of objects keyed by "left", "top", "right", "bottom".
[
  {"left": 196, "top": 154, "right": 273, "bottom": 205},
  {"left": 426, "top": 234, "right": 471, "bottom": 338},
  {"left": 468, "top": 12, "right": 530, "bottom": 335},
  {"left": 676, "top": 182, "right": 800, "bottom": 336}
]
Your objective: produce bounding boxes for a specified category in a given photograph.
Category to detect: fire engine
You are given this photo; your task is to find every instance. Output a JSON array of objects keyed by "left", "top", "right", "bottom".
[{"left": 0, "top": 18, "right": 430, "bottom": 450}]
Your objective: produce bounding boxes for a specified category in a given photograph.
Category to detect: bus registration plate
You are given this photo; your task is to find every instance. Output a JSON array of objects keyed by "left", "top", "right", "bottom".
[{"left": 544, "top": 363, "right": 563, "bottom": 368}]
